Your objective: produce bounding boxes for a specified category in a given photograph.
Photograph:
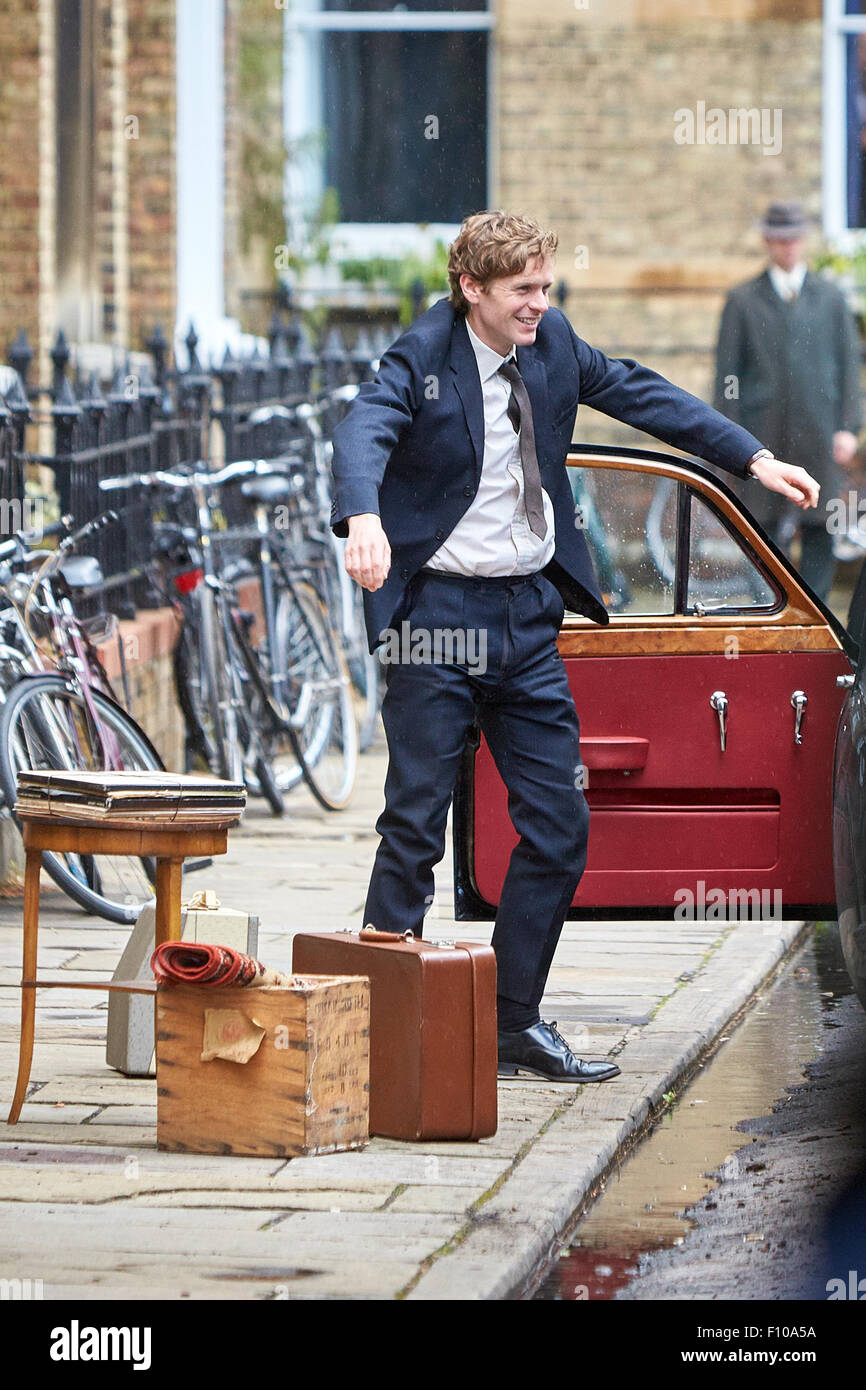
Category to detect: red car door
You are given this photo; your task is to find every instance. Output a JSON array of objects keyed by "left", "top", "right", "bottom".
[{"left": 456, "top": 449, "right": 856, "bottom": 921}]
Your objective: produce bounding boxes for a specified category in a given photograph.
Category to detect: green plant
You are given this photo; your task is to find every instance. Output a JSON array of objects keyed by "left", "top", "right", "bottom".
[
  {"left": 813, "top": 236, "right": 866, "bottom": 323},
  {"left": 338, "top": 238, "right": 451, "bottom": 325}
]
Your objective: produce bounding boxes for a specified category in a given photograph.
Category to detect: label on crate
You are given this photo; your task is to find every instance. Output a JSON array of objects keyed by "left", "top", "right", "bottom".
[{"left": 201, "top": 1009, "right": 266, "bottom": 1064}]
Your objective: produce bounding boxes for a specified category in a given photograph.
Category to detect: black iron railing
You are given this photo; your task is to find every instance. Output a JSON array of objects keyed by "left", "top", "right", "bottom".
[{"left": 0, "top": 311, "right": 395, "bottom": 617}]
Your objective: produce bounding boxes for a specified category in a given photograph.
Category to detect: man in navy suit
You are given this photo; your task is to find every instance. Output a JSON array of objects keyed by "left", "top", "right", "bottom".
[{"left": 331, "top": 210, "right": 819, "bottom": 1083}]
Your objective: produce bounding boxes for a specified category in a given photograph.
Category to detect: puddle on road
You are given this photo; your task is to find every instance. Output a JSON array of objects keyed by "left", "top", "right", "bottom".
[{"left": 532, "top": 922, "right": 852, "bottom": 1301}]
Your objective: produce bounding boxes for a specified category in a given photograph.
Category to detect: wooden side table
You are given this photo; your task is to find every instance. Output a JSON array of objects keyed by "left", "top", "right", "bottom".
[{"left": 7, "top": 815, "right": 231, "bottom": 1125}]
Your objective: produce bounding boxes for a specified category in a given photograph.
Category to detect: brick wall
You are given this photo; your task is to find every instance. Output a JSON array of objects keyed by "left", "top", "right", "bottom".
[
  {"left": 126, "top": 0, "right": 176, "bottom": 352},
  {"left": 95, "top": 0, "right": 130, "bottom": 346},
  {"left": 0, "top": 1, "right": 45, "bottom": 368},
  {"left": 496, "top": 0, "right": 824, "bottom": 437},
  {"left": 0, "top": 0, "right": 175, "bottom": 370}
]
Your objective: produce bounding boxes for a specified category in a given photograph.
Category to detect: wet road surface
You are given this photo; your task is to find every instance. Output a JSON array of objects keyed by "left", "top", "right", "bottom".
[{"left": 532, "top": 923, "right": 866, "bottom": 1301}]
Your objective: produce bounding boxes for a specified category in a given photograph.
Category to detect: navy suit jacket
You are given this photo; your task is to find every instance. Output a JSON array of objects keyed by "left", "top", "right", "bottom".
[{"left": 330, "top": 299, "right": 765, "bottom": 651}]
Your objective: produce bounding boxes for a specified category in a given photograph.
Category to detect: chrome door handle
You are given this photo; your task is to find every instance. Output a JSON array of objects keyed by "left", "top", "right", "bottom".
[
  {"left": 837, "top": 674, "right": 855, "bottom": 689},
  {"left": 791, "top": 690, "right": 807, "bottom": 745},
  {"left": 710, "top": 690, "right": 728, "bottom": 752}
]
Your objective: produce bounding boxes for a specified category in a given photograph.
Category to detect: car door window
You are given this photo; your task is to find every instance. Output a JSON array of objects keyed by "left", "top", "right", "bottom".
[
  {"left": 686, "top": 490, "right": 778, "bottom": 612},
  {"left": 571, "top": 466, "right": 674, "bottom": 615},
  {"left": 571, "top": 466, "right": 778, "bottom": 617}
]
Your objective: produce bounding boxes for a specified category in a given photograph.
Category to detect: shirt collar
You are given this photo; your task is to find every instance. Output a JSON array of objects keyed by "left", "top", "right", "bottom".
[
  {"left": 465, "top": 318, "right": 516, "bottom": 382},
  {"left": 768, "top": 261, "right": 807, "bottom": 297}
]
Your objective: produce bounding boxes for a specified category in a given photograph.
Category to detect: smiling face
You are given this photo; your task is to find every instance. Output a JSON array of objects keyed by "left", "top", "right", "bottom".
[{"left": 460, "top": 254, "right": 554, "bottom": 357}]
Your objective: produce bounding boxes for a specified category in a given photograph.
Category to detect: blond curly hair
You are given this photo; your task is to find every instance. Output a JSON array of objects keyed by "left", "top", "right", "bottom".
[{"left": 447, "top": 210, "right": 559, "bottom": 314}]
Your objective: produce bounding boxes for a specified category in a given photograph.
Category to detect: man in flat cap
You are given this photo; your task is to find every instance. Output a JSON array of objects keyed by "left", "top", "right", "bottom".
[{"left": 713, "top": 200, "right": 863, "bottom": 601}]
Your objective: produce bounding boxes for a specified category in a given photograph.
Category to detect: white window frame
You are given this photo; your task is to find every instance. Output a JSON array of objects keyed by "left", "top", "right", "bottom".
[
  {"left": 283, "top": 2, "right": 494, "bottom": 262},
  {"left": 824, "top": 0, "right": 866, "bottom": 240}
]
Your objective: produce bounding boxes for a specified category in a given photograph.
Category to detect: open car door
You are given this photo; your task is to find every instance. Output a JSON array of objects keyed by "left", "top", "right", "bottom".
[{"left": 454, "top": 447, "right": 858, "bottom": 922}]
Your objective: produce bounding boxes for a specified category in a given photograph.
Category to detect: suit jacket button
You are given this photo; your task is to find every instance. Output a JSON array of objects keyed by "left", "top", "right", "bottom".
[
  {"left": 463, "top": 484, "right": 473, "bottom": 497},
  {"left": 400, "top": 567, "right": 409, "bottom": 579},
  {"left": 435, "top": 528, "right": 445, "bottom": 541}
]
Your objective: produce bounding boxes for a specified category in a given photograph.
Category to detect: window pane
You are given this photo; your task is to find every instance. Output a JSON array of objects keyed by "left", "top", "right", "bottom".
[
  {"left": 571, "top": 468, "right": 675, "bottom": 616},
  {"left": 687, "top": 493, "right": 776, "bottom": 611},
  {"left": 323, "top": 32, "right": 487, "bottom": 222},
  {"left": 847, "top": 35, "right": 866, "bottom": 228}
]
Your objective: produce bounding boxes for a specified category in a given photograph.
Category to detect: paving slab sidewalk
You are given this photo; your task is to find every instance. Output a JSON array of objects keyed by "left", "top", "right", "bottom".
[{"left": 0, "top": 748, "right": 807, "bottom": 1300}]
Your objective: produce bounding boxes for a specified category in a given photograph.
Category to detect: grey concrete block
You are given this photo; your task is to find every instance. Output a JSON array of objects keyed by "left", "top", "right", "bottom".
[{"left": 105, "top": 902, "right": 258, "bottom": 1076}]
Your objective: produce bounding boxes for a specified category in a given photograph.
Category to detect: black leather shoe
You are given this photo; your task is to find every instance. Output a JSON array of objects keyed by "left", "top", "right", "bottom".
[{"left": 497, "top": 1020, "right": 621, "bottom": 1082}]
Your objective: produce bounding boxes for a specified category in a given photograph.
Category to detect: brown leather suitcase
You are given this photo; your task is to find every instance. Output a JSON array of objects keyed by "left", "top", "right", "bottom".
[{"left": 292, "top": 927, "right": 497, "bottom": 1141}]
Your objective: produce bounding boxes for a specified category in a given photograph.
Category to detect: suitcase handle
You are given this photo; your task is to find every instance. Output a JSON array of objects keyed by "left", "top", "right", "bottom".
[{"left": 360, "top": 925, "right": 416, "bottom": 943}]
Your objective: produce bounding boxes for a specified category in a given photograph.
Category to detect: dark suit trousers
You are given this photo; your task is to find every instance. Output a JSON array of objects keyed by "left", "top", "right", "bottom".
[{"left": 363, "top": 569, "right": 590, "bottom": 1007}]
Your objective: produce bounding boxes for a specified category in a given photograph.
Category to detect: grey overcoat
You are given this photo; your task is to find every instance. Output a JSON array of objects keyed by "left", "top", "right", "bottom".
[{"left": 713, "top": 269, "right": 862, "bottom": 533}]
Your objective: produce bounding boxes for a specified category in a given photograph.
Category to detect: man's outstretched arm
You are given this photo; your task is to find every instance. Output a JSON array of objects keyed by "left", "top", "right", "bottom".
[{"left": 570, "top": 325, "right": 819, "bottom": 512}]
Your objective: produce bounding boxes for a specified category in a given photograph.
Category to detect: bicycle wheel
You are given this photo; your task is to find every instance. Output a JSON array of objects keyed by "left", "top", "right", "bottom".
[
  {"left": 0, "top": 674, "right": 163, "bottom": 924},
  {"left": 344, "top": 575, "right": 380, "bottom": 753},
  {"left": 176, "top": 585, "right": 305, "bottom": 811},
  {"left": 321, "top": 537, "right": 380, "bottom": 753},
  {"left": 173, "top": 616, "right": 218, "bottom": 775},
  {"left": 174, "top": 587, "right": 244, "bottom": 785},
  {"left": 223, "top": 617, "right": 290, "bottom": 816},
  {"left": 271, "top": 579, "right": 358, "bottom": 811}
]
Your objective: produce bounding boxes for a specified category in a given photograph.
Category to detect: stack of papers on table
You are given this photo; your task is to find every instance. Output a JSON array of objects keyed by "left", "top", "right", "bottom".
[{"left": 14, "top": 771, "right": 246, "bottom": 826}]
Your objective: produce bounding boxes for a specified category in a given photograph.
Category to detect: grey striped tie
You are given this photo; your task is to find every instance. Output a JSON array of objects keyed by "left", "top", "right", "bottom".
[{"left": 498, "top": 359, "right": 548, "bottom": 539}]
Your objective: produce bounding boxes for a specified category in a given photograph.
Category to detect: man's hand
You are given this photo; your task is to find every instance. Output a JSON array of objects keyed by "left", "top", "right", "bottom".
[
  {"left": 345, "top": 513, "right": 391, "bottom": 591},
  {"left": 748, "top": 454, "right": 820, "bottom": 511},
  {"left": 833, "top": 430, "right": 860, "bottom": 468}
]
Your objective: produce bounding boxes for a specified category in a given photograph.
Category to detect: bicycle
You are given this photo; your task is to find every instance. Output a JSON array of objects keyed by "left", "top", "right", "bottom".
[
  {"left": 101, "top": 458, "right": 358, "bottom": 813},
  {"left": 0, "top": 513, "right": 167, "bottom": 923},
  {"left": 247, "top": 389, "right": 382, "bottom": 753}
]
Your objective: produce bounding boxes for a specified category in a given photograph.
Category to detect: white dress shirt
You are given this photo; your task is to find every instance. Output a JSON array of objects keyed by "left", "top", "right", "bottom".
[
  {"left": 768, "top": 261, "right": 807, "bottom": 302},
  {"left": 425, "top": 319, "right": 556, "bottom": 576}
]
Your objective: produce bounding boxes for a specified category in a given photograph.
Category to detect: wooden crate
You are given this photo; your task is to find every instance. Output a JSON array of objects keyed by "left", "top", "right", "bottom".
[{"left": 156, "top": 976, "right": 370, "bottom": 1157}]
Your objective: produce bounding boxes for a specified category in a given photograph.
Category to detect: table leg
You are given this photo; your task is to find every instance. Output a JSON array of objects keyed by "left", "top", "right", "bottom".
[
  {"left": 8, "top": 849, "right": 42, "bottom": 1124},
  {"left": 153, "top": 857, "right": 183, "bottom": 1082},
  {"left": 154, "top": 857, "right": 183, "bottom": 947}
]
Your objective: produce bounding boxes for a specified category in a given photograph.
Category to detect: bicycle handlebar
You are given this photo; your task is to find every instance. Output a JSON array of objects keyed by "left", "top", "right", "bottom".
[
  {"left": 58, "top": 510, "right": 120, "bottom": 555},
  {"left": 247, "top": 384, "right": 360, "bottom": 428},
  {"left": 0, "top": 512, "right": 76, "bottom": 566},
  {"left": 99, "top": 456, "right": 300, "bottom": 495}
]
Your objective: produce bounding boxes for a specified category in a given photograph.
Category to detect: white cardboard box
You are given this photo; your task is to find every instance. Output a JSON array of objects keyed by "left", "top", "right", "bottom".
[{"left": 106, "top": 900, "right": 259, "bottom": 1076}]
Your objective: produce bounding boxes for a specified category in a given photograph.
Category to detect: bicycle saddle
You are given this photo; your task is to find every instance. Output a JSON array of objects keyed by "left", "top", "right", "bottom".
[
  {"left": 58, "top": 554, "right": 104, "bottom": 588},
  {"left": 239, "top": 474, "right": 304, "bottom": 505}
]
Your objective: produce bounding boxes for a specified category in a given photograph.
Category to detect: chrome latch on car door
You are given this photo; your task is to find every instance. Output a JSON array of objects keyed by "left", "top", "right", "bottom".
[
  {"left": 710, "top": 690, "right": 728, "bottom": 751},
  {"left": 791, "top": 690, "right": 807, "bottom": 745}
]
